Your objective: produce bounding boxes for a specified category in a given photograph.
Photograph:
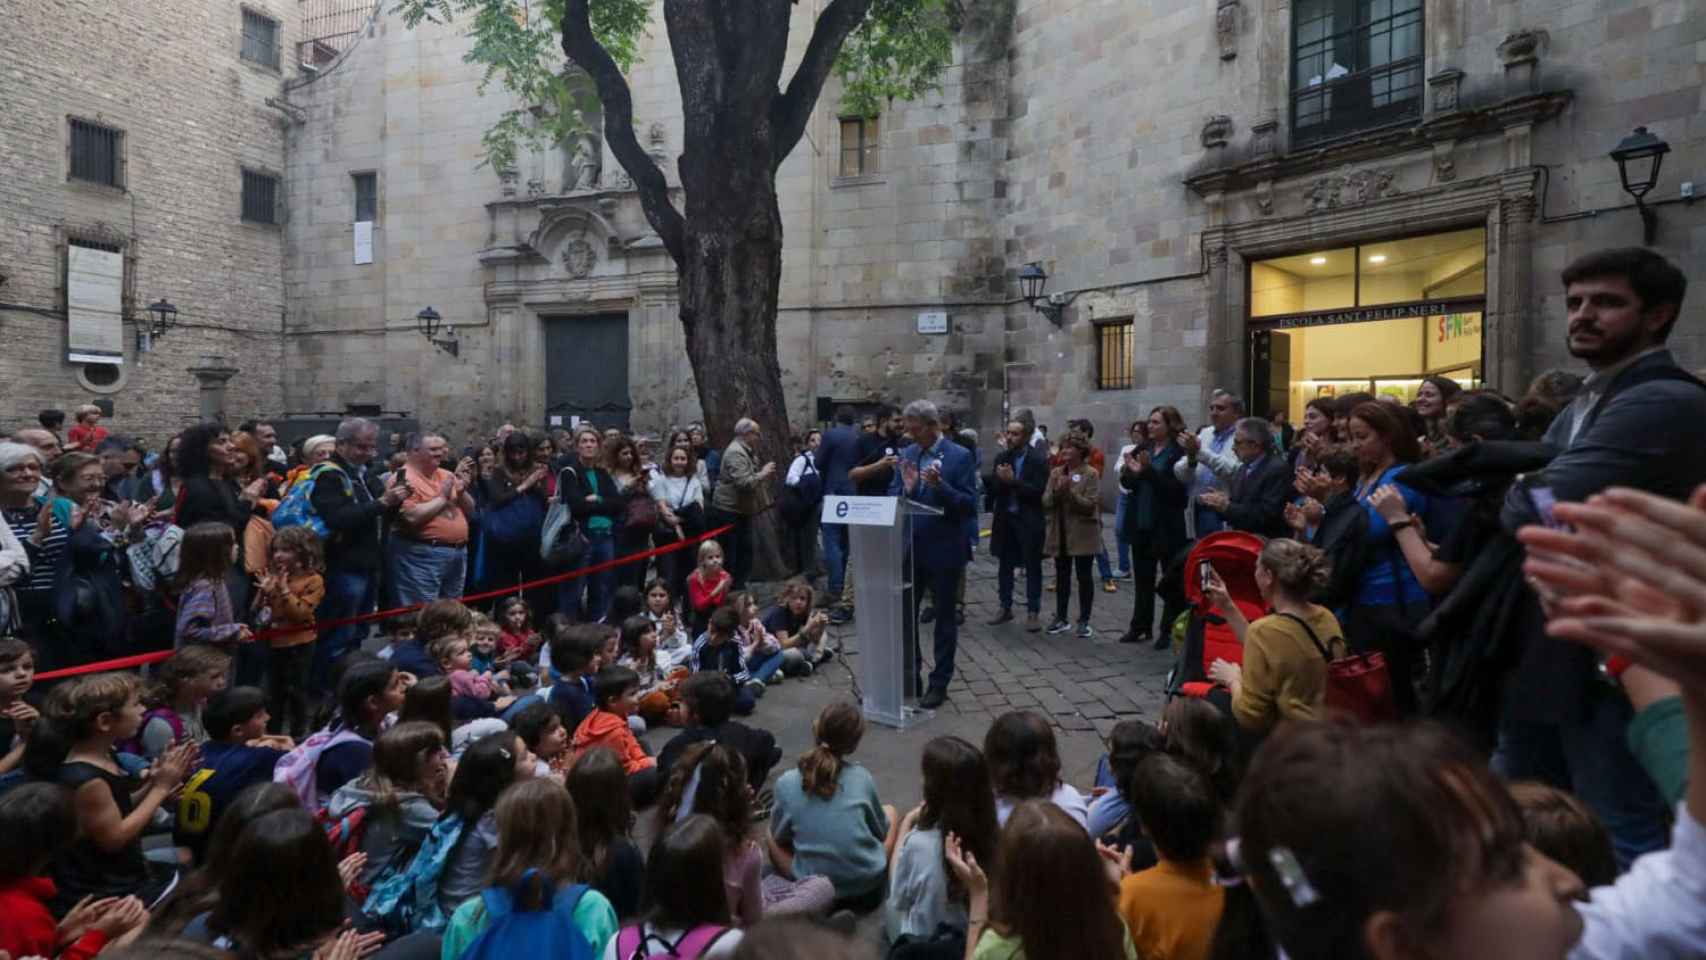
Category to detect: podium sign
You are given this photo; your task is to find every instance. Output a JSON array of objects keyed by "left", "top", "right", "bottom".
[{"left": 822, "top": 495, "right": 941, "bottom": 728}]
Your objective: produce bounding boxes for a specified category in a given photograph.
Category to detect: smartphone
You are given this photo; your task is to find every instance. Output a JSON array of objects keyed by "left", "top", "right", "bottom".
[
  {"left": 1198, "top": 560, "right": 1214, "bottom": 593},
  {"left": 1518, "top": 475, "right": 1569, "bottom": 531}
]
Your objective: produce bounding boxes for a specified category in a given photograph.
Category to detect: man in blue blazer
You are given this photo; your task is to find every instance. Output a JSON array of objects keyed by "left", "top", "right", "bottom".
[
  {"left": 814, "top": 405, "right": 864, "bottom": 621},
  {"left": 889, "top": 399, "right": 977, "bottom": 708}
]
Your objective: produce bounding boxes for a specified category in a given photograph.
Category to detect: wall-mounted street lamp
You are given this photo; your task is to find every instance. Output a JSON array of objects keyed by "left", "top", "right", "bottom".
[
  {"left": 1018, "top": 261, "right": 1079, "bottom": 327},
  {"left": 1609, "top": 126, "right": 1670, "bottom": 245},
  {"left": 137, "top": 297, "right": 178, "bottom": 353},
  {"left": 415, "top": 306, "right": 460, "bottom": 358}
]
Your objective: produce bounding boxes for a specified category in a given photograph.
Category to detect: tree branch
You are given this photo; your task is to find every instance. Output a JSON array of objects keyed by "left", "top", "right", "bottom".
[
  {"left": 771, "top": 0, "right": 874, "bottom": 169},
  {"left": 562, "top": 0, "right": 685, "bottom": 264}
]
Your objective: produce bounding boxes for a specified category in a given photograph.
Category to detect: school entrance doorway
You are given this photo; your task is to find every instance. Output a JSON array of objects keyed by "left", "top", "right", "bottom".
[
  {"left": 1246, "top": 226, "right": 1486, "bottom": 419},
  {"left": 544, "top": 313, "right": 631, "bottom": 432}
]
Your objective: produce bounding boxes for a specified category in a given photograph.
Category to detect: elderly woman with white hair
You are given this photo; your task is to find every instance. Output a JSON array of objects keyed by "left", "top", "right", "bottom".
[
  {"left": 0, "top": 442, "right": 39, "bottom": 636},
  {"left": 282, "top": 434, "right": 336, "bottom": 492},
  {"left": 708, "top": 418, "right": 777, "bottom": 589}
]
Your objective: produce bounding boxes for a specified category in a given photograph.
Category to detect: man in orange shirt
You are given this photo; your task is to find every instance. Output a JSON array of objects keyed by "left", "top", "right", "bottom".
[{"left": 388, "top": 432, "right": 476, "bottom": 605}]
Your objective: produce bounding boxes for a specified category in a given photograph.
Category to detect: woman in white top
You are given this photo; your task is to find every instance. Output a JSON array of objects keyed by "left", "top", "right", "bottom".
[
  {"left": 1112, "top": 418, "right": 1145, "bottom": 580},
  {"left": 668, "top": 428, "right": 711, "bottom": 489},
  {"left": 984, "top": 711, "right": 1090, "bottom": 830},
  {"left": 782, "top": 429, "right": 822, "bottom": 586},
  {"left": 650, "top": 443, "right": 707, "bottom": 612}
]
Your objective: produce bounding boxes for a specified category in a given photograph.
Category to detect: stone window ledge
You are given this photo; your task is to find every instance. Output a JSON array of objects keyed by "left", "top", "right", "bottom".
[{"left": 831, "top": 174, "right": 887, "bottom": 189}]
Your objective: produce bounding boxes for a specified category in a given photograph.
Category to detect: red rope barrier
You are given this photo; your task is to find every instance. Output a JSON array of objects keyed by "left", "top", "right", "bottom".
[{"left": 33, "top": 522, "right": 735, "bottom": 681}]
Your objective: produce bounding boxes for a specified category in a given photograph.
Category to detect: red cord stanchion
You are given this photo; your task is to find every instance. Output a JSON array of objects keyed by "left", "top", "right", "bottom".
[{"left": 33, "top": 522, "right": 735, "bottom": 682}]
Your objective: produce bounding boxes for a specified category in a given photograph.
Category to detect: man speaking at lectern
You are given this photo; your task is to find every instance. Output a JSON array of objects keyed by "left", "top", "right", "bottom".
[{"left": 890, "top": 399, "right": 977, "bottom": 709}]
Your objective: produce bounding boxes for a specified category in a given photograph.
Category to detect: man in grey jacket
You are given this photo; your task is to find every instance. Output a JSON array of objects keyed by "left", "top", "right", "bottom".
[
  {"left": 1501, "top": 246, "right": 1706, "bottom": 867},
  {"left": 709, "top": 418, "right": 776, "bottom": 589}
]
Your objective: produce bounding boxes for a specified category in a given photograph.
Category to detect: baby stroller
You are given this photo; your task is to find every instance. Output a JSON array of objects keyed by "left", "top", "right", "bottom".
[{"left": 1167, "top": 531, "right": 1267, "bottom": 701}]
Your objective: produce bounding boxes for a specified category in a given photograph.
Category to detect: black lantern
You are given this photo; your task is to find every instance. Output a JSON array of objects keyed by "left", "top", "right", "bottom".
[
  {"left": 1017, "top": 261, "right": 1072, "bottom": 327},
  {"left": 146, "top": 298, "right": 178, "bottom": 338},
  {"left": 415, "top": 306, "right": 460, "bottom": 358},
  {"left": 1609, "top": 126, "right": 1670, "bottom": 244}
]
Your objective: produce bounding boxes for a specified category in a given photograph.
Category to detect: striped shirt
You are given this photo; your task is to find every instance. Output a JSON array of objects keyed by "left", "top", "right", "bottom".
[{"left": 3, "top": 506, "right": 66, "bottom": 595}]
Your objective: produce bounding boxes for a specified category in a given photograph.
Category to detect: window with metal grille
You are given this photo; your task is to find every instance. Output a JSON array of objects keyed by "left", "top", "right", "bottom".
[
  {"left": 241, "top": 8, "right": 281, "bottom": 68},
  {"left": 241, "top": 169, "right": 280, "bottom": 224},
  {"left": 1291, "top": 0, "right": 1423, "bottom": 146},
  {"left": 1096, "top": 319, "right": 1135, "bottom": 390},
  {"left": 68, "top": 119, "right": 123, "bottom": 188},
  {"left": 353, "top": 172, "right": 377, "bottom": 221},
  {"left": 838, "top": 116, "right": 880, "bottom": 177}
]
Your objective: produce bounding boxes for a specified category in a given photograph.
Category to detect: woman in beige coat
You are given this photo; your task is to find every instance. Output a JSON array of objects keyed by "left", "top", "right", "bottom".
[{"left": 1042, "top": 435, "right": 1101, "bottom": 638}]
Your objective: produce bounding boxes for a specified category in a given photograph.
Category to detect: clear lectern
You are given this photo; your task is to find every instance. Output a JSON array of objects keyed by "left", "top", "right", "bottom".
[{"left": 820, "top": 495, "right": 942, "bottom": 728}]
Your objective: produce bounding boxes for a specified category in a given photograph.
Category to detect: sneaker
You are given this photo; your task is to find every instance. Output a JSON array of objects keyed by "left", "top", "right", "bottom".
[
  {"left": 744, "top": 679, "right": 767, "bottom": 698},
  {"left": 799, "top": 660, "right": 815, "bottom": 676},
  {"left": 828, "top": 607, "right": 852, "bottom": 625},
  {"left": 1114, "top": 570, "right": 1134, "bottom": 581},
  {"left": 1024, "top": 614, "right": 1042, "bottom": 633},
  {"left": 1076, "top": 622, "right": 1095, "bottom": 640},
  {"left": 815, "top": 646, "right": 837, "bottom": 665},
  {"left": 1102, "top": 579, "right": 1118, "bottom": 593},
  {"left": 988, "top": 608, "right": 1015, "bottom": 626},
  {"left": 1045, "top": 618, "right": 1072, "bottom": 635}
]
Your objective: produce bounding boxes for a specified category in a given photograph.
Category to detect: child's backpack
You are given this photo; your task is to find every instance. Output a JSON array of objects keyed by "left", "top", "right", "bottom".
[
  {"left": 614, "top": 924, "right": 732, "bottom": 960},
  {"left": 315, "top": 803, "right": 373, "bottom": 899},
  {"left": 271, "top": 462, "right": 351, "bottom": 539},
  {"left": 273, "top": 727, "right": 370, "bottom": 807},
  {"left": 362, "top": 813, "right": 467, "bottom": 934},
  {"left": 459, "top": 871, "right": 596, "bottom": 960},
  {"left": 116, "top": 707, "right": 184, "bottom": 759}
]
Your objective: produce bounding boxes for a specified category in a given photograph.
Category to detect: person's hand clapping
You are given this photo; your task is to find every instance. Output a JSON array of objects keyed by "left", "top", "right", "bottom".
[
  {"left": 89, "top": 896, "right": 147, "bottom": 938},
  {"left": 1369, "top": 484, "right": 1409, "bottom": 523},
  {"left": 1094, "top": 838, "right": 1135, "bottom": 887},
  {"left": 1179, "top": 430, "right": 1200, "bottom": 456},
  {"left": 943, "top": 831, "right": 988, "bottom": 902},
  {"left": 153, "top": 740, "right": 199, "bottom": 790}
]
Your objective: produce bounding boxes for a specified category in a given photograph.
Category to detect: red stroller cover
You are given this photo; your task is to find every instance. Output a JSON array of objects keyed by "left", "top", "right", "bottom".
[{"left": 1175, "top": 531, "right": 1268, "bottom": 699}]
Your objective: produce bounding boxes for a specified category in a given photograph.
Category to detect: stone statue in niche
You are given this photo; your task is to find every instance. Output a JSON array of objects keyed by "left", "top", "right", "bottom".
[
  {"left": 646, "top": 122, "right": 670, "bottom": 169},
  {"left": 1215, "top": 0, "right": 1240, "bottom": 60},
  {"left": 561, "top": 231, "right": 596, "bottom": 278},
  {"left": 569, "top": 131, "right": 602, "bottom": 192}
]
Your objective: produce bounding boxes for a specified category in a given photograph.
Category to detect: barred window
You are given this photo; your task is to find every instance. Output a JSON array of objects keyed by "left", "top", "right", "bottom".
[
  {"left": 1291, "top": 0, "right": 1423, "bottom": 145},
  {"left": 1096, "top": 319, "right": 1135, "bottom": 390},
  {"left": 241, "top": 8, "right": 281, "bottom": 68},
  {"left": 838, "top": 116, "right": 880, "bottom": 177},
  {"left": 241, "top": 169, "right": 280, "bottom": 224},
  {"left": 68, "top": 118, "right": 124, "bottom": 188},
  {"left": 353, "top": 172, "right": 377, "bottom": 221}
]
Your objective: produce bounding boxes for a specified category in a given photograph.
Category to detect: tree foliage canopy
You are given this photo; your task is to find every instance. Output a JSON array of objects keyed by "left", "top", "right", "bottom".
[{"left": 392, "top": 0, "right": 956, "bottom": 187}]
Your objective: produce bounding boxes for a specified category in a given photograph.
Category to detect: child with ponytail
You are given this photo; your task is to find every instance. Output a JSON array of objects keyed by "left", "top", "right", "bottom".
[{"left": 766, "top": 700, "right": 898, "bottom": 912}]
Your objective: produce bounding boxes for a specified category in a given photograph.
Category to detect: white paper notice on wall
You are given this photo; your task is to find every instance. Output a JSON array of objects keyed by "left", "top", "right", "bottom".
[
  {"left": 916, "top": 311, "right": 949, "bottom": 334},
  {"left": 353, "top": 221, "right": 374, "bottom": 264},
  {"left": 550, "top": 415, "right": 564, "bottom": 426},
  {"left": 67, "top": 244, "right": 124, "bottom": 364}
]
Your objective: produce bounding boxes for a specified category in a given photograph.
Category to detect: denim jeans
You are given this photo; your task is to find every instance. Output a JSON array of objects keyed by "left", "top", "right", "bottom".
[
  {"left": 821, "top": 522, "right": 850, "bottom": 601},
  {"left": 314, "top": 568, "right": 374, "bottom": 691},
  {"left": 1095, "top": 545, "right": 1113, "bottom": 581},
  {"left": 1112, "top": 492, "right": 1132, "bottom": 574},
  {"left": 389, "top": 537, "right": 468, "bottom": 607},
  {"left": 747, "top": 649, "right": 785, "bottom": 684},
  {"left": 558, "top": 531, "right": 616, "bottom": 623},
  {"left": 1493, "top": 687, "right": 1671, "bottom": 869}
]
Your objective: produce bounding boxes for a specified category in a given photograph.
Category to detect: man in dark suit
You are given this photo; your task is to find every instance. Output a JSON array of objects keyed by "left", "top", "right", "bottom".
[
  {"left": 1196, "top": 418, "right": 1291, "bottom": 539},
  {"left": 1498, "top": 247, "right": 1706, "bottom": 866},
  {"left": 312, "top": 417, "right": 407, "bottom": 688},
  {"left": 890, "top": 399, "right": 977, "bottom": 708},
  {"left": 985, "top": 418, "right": 1049, "bottom": 632},
  {"left": 813, "top": 405, "right": 863, "bottom": 621}
]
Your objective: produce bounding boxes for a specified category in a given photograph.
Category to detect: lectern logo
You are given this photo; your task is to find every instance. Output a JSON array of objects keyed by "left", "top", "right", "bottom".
[{"left": 836, "top": 501, "right": 850, "bottom": 518}]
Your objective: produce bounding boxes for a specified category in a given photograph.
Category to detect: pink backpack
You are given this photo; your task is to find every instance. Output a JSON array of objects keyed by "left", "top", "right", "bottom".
[
  {"left": 613, "top": 924, "right": 730, "bottom": 960},
  {"left": 116, "top": 707, "right": 184, "bottom": 758},
  {"left": 273, "top": 727, "right": 369, "bottom": 807}
]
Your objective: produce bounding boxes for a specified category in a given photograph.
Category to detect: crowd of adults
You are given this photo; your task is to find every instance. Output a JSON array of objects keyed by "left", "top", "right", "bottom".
[{"left": 0, "top": 245, "right": 1702, "bottom": 960}]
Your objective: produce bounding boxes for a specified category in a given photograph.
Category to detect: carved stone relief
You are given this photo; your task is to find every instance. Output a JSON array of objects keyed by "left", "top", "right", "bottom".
[
  {"left": 1215, "top": 0, "right": 1240, "bottom": 60},
  {"left": 1428, "top": 68, "right": 1464, "bottom": 113},
  {"left": 1303, "top": 167, "right": 1401, "bottom": 211},
  {"left": 561, "top": 232, "right": 596, "bottom": 278},
  {"left": 1201, "top": 115, "right": 1233, "bottom": 150},
  {"left": 1250, "top": 116, "right": 1279, "bottom": 157},
  {"left": 1254, "top": 180, "right": 1274, "bottom": 215}
]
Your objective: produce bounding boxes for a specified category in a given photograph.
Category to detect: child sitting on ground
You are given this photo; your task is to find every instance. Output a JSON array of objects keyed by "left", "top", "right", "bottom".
[
  {"left": 252, "top": 525, "right": 325, "bottom": 740},
  {"left": 618, "top": 614, "right": 688, "bottom": 730},
  {"left": 0, "top": 639, "right": 39, "bottom": 776},
  {"left": 985, "top": 711, "right": 1090, "bottom": 830},
  {"left": 686, "top": 541, "right": 732, "bottom": 636},
  {"left": 432, "top": 633, "right": 512, "bottom": 708},
  {"left": 1115, "top": 753, "right": 1225, "bottom": 960},
  {"left": 390, "top": 599, "right": 472, "bottom": 679},
  {"left": 1510, "top": 781, "right": 1619, "bottom": 889},
  {"left": 572, "top": 666, "right": 660, "bottom": 807},
  {"left": 767, "top": 700, "right": 898, "bottom": 913},
  {"left": 496, "top": 596, "right": 540, "bottom": 662},
  {"left": 26, "top": 673, "right": 198, "bottom": 911},
  {"left": 657, "top": 672, "right": 780, "bottom": 797},
  {"left": 644, "top": 578, "right": 693, "bottom": 669},
  {"left": 173, "top": 686, "right": 292, "bottom": 865},
  {"left": 547, "top": 624, "right": 605, "bottom": 733},
  {"left": 729, "top": 592, "right": 784, "bottom": 694},
  {"left": 760, "top": 580, "right": 833, "bottom": 677},
  {"left": 691, "top": 608, "right": 757, "bottom": 717},
  {"left": 468, "top": 613, "right": 503, "bottom": 674},
  {"left": 124, "top": 645, "right": 231, "bottom": 761},
  {"left": 512, "top": 701, "right": 572, "bottom": 779},
  {"left": 607, "top": 815, "right": 743, "bottom": 959},
  {"left": 0, "top": 783, "right": 149, "bottom": 960},
  {"left": 1088, "top": 719, "right": 1167, "bottom": 850},
  {"left": 323, "top": 721, "right": 449, "bottom": 893}
]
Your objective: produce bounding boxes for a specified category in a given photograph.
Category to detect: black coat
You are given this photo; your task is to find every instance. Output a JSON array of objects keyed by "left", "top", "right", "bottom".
[
  {"left": 310, "top": 454, "right": 397, "bottom": 573},
  {"left": 1220, "top": 455, "right": 1292, "bottom": 539},
  {"left": 1119, "top": 442, "right": 1189, "bottom": 553},
  {"left": 984, "top": 445, "right": 1048, "bottom": 557}
]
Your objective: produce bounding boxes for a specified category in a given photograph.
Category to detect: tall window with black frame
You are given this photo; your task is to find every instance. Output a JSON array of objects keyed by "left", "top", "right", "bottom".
[{"left": 1290, "top": 0, "right": 1423, "bottom": 145}]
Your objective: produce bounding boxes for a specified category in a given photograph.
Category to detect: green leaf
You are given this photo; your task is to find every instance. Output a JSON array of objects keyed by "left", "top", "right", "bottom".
[{"left": 836, "top": 0, "right": 956, "bottom": 119}]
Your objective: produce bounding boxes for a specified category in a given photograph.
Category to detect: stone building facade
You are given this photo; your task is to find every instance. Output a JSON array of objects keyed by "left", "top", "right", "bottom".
[
  {"left": 7, "top": 0, "right": 1702, "bottom": 465},
  {"left": 0, "top": 0, "right": 295, "bottom": 442}
]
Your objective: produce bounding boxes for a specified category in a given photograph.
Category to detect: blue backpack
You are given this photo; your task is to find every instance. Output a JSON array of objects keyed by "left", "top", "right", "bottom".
[
  {"left": 362, "top": 814, "right": 467, "bottom": 934},
  {"left": 458, "top": 871, "right": 596, "bottom": 960},
  {"left": 272, "top": 462, "right": 351, "bottom": 539}
]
